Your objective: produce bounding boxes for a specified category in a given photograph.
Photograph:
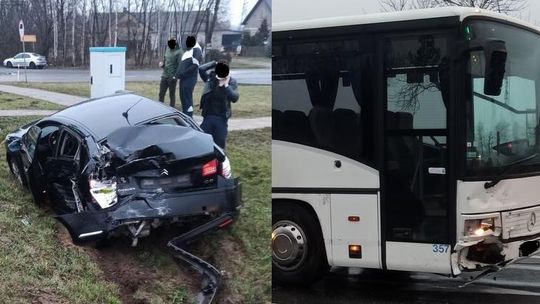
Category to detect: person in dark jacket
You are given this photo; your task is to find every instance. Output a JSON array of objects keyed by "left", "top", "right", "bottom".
[
  {"left": 176, "top": 35, "right": 203, "bottom": 117},
  {"left": 199, "top": 60, "right": 239, "bottom": 149},
  {"left": 158, "top": 37, "right": 182, "bottom": 107}
]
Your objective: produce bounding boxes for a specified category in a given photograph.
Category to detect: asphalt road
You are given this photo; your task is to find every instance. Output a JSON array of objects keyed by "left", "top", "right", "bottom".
[
  {"left": 273, "top": 255, "right": 540, "bottom": 304},
  {"left": 0, "top": 66, "right": 271, "bottom": 85}
]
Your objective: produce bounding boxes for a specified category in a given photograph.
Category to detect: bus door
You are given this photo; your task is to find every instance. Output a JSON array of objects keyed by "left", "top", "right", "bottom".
[{"left": 382, "top": 32, "right": 452, "bottom": 273}]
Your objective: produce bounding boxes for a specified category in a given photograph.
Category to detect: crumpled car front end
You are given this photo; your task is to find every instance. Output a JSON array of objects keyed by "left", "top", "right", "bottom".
[{"left": 57, "top": 124, "right": 242, "bottom": 245}]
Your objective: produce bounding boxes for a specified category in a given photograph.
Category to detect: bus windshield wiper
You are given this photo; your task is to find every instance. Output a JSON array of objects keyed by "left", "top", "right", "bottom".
[{"left": 484, "top": 151, "right": 539, "bottom": 189}]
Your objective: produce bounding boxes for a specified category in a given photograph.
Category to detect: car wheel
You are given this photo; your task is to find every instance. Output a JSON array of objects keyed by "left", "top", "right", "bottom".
[
  {"left": 8, "top": 156, "right": 26, "bottom": 188},
  {"left": 29, "top": 62, "right": 36, "bottom": 69},
  {"left": 6, "top": 61, "right": 12, "bottom": 68},
  {"left": 272, "top": 201, "right": 329, "bottom": 286}
]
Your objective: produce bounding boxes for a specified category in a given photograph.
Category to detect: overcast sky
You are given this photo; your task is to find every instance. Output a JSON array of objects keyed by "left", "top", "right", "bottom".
[
  {"left": 273, "top": 0, "right": 540, "bottom": 25},
  {"left": 230, "top": 0, "right": 258, "bottom": 27}
]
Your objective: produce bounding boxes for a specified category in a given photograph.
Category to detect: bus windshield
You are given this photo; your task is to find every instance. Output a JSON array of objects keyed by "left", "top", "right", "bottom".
[{"left": 466, "top": 20, "right": 540, "bottom": 177}]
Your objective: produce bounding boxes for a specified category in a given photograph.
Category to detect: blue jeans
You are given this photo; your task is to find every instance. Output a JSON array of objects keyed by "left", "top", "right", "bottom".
[{"left": 201, "top": 115, "right": 228, "bottom": 149}]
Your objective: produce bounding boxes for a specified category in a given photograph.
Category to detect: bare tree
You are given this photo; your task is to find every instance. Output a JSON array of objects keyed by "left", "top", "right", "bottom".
[
  {"left": 380, "top": 0, "right": 409, "bottom": 11},
  {"left": 205, "top": 0, "right": 221, "bottom": 46},
  {"left": 0, "top": 0, "right": 232, "bottom": 67},
  {"left": 81, "top": 0, "right": 87, "bottom": 65},
  {"left": 380, "top": 0, "right": 526, "bottom": 14},
  {"left": 53, "top": 1, "right": 58, "bottom": 63}
]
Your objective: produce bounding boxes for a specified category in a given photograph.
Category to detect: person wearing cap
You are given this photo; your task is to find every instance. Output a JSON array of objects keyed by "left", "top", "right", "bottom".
[
  {"left": 158, "top": 37, "right": 182, "bottom": 107},
  {"left": 198, "top": 60, "right": 239, "bottom": 149},
  {"left": 176, "top": 35, "right": 203, "bottom": 117}
]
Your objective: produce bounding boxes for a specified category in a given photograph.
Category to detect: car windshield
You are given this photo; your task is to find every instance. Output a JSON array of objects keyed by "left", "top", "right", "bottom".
[{"left": 465, "top": 20, "right": 540, "bottom": 177}]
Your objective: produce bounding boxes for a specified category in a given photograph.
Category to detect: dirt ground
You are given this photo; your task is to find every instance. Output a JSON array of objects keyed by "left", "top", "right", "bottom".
[{"left": 55, "top": 223, "right": 244, "bottom": 304}]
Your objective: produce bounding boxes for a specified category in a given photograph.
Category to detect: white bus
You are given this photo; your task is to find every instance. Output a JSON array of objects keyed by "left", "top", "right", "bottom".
[{"left": 272, "top": 6, "right": 540, "bottom": 285}]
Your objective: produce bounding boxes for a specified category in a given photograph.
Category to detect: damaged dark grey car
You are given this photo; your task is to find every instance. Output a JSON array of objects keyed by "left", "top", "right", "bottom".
[{"left": 6, "top": 93, "right": 242, "bottom": 246}]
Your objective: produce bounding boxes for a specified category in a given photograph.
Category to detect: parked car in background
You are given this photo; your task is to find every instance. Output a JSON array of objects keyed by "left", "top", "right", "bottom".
[
  {"left": 3, "top": 52, "right": 47, "bottom": 69},
  {"left": 5, "top": 93, "right": 242, "bottom": 245}
]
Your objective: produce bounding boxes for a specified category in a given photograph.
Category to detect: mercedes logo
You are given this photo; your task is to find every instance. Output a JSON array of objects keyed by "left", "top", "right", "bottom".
[
  {"left": 527, "top": 212, "right": 537, "bottom": 232},
  {"left": 160, "top": 169, "right": 169, "bottom": 176}
]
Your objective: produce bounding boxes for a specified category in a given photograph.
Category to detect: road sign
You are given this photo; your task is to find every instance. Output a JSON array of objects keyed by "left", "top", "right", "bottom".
[
  {"left": 18, "top": 20, "right": 24, "bottom": 41},
  {"left": 18, "top": 20, "right": 27, "bottom": 83},
  {"left": 22, "top": 35, "right": 36, "bottom": 43}
]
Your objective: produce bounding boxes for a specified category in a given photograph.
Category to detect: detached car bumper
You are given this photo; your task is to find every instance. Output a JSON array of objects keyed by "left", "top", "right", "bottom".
[{"left": 57, "top": 177, "right": 242, "bottom": 243}]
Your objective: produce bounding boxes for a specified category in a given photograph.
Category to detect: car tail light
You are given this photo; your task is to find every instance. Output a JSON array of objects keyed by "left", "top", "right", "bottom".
[
  {"left": 202, "top": 159, "right": 218, "bottom": 177},
  {"left": 89, "top": 178, "right": 118, "bottom": 209}
]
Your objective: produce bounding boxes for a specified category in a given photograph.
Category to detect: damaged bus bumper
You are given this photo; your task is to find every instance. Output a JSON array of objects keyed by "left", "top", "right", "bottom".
[
  {"left": 57, "top": 177, "right": 242, "bottom": 244},
  {"left": 451, "top": 207, "right": 540, "bottom": 276}
]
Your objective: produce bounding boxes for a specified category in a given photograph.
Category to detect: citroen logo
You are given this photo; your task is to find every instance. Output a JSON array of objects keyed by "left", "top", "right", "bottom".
[
  {"left": 527, "top": 212, "right": 537, "bottom": 232},
  {"left": 160, "top": 169, "right": 169, "bottom": 176}
]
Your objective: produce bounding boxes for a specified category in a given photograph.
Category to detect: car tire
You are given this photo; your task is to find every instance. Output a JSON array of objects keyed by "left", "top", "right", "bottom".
[
  {"left": 6, "top": 61, "right": 12, "bottom": 68},
  {"left": 8, "top": 156, "right": 26, "bottom": 188},
  {"left": 29, "top": 62, "right": 36, "bottom": 69},
  {"left": 272, "top": 201, "right": 329, "bottom": 286}
]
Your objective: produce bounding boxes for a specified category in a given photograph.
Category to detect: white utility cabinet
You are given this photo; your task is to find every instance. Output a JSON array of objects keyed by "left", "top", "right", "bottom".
[{"left": 89, "top": 47, "right": 126, "bottom": 98}]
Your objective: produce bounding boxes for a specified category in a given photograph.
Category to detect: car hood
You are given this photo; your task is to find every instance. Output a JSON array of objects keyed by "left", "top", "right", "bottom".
[{"left": 105, "top": 124, "right": 216, "bottom": 173}]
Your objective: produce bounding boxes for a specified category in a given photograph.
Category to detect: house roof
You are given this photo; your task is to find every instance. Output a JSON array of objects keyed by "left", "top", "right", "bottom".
[{"left": 241, "top": 0, "right": 271, "bottom": 25}]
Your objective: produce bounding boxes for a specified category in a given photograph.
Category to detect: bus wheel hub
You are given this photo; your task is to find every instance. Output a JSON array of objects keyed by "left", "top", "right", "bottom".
[{"left": 272, "top": 220, "right": 307, "bottom": 270}]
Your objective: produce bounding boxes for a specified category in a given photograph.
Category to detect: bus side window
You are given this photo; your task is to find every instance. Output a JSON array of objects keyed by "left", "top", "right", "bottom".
[{"left": 272, "top": 36, "right": 377, "bottom": 168}]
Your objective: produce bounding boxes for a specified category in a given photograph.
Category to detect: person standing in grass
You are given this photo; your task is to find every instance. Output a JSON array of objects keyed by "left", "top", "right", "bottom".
[
  {"left": 158, "top": 37, "right": 182, "bottom": 107},
  {"left": 176, "top": 35, "right": 203, "bottom": 117},
  {"left": 199, "top": 60, "right": 239, "bottom": 149}
]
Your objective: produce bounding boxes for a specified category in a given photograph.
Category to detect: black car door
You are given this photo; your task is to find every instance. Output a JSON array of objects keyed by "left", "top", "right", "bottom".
[
  {"left": 19, "top": 125, "right": 48, "bottom": 203},
  {"left": 45, "top": 129, "right": 84, "bottom": 214},
  {"left": 19, "top": 125, "right": 40, "bottom": 175}
]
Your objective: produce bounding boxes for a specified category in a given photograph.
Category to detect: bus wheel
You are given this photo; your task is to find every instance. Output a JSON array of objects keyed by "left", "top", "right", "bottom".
[{"left": 272, "top": 202, "right": 328, "bottom": 286}]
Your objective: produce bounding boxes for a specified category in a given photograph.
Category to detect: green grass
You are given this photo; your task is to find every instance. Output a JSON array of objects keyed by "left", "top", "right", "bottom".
[
  {"left": 0, "top": 116, "right": 121, "bottom": 303},
  {"left": 0, "top": 116, "right": 271, "bottom": 303},
  {"left": 229, "top": 56, "right": 270, "bottom": 69},
  {"left": 0, "top": 92, "right": 64, "bottom": 111},
  {"left": 207, "top": 128, "right": 271, "bottom": 303},
  {"left": 12, "top": 82, "right": 270, "bottom": 118}
]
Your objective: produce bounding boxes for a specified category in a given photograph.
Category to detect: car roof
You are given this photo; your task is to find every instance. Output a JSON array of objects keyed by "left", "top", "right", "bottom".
[
  {"left": 49, "top": 93, "right": 178, "bottom": 141},
  {"left": 273, "top": 6, "right": 540, "bottom": 33}
]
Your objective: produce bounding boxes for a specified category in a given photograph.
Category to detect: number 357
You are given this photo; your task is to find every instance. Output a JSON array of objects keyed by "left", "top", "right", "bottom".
[{"left": 432, "top": 244, "right": 450, "bottom": 253}]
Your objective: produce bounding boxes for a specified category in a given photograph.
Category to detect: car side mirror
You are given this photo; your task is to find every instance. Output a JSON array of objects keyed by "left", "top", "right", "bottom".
[{"left": 483, "top": 40, "right": 507, "bottom": 96}]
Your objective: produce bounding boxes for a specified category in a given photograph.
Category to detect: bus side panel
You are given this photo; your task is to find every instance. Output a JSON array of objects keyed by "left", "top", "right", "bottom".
[
  {"left": 272, "top": 141, "right": 379, "bottom": 189},
  {"left": 386, "top": 242, "right": 452, "bottom": 274},
  {"left": 272, "top": 193, "right": 334, "bottom": 265},
  {"left": 331, "top": 194, "right": 381, "bottom": 269}
]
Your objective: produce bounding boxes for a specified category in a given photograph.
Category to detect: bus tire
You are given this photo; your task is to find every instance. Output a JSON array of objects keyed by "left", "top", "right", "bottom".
[{"left": 272, "top": 201, "right": 328, "bottom": 286}]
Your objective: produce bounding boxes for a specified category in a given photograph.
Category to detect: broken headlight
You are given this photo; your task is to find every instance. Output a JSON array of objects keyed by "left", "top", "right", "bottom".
[
  {"left": 89, "top": 179, "right": 118, "bottom": 209},
  {"left": 464, "top": 217, "right": 498, "bottom": 237}
]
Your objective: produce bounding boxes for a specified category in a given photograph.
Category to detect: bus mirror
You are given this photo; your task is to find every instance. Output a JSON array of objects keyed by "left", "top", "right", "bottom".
[{"left": 483, "top": 40, "right": 507, "bottom": 96}]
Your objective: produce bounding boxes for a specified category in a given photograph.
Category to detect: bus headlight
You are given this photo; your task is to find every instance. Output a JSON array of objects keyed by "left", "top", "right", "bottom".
[{"left": 464, "top": 217, "right": 497, "bottom": 237}]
